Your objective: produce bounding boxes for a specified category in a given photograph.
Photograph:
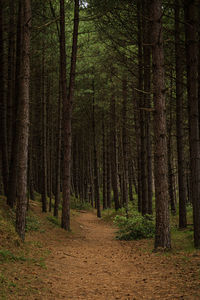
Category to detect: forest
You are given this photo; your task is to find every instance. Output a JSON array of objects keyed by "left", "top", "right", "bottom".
[{"left": 0, "top": 0, "right": 200, "bottom": 298}]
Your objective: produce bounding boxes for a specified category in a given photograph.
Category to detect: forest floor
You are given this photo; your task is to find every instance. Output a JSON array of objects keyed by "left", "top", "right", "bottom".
[{"left": 1, "top": 200, "right": 200, "bottom": 299}]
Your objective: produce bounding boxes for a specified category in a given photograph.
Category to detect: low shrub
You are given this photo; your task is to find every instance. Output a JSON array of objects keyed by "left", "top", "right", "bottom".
[
  {"left": 70, "top": 199, "right": 91, "bottom": 210},
  {"left": 0, "top": 249, "right": 26, "bottom": 263},
  {"left": 25, "top": 215, "right": 40, "bottom": 232},
  {"left": 46, "top": 215, "right": 60, "bottom": 227},
  {"left": 114, "top": 213, "right": 155, "bottom": 240}
]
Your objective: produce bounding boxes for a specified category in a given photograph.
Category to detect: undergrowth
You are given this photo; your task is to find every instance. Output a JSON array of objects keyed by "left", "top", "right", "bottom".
[
  {"left": 46, "top": 215, "right": 60, "bottom": 226},
  {"left": 114, "top": 213, "right": 155, "bottom": 240},
  {"left": 25, "top": 214, "right": 40, "bottom": 232},
  {"left": 70, "top": 196, "right": 92, "bottom": 210},
  {"left": 0, "top": 249, "right": 26, "bottom": 263},
  {"left": 0, "top": 196, "right": 50, "bottom": 299}
]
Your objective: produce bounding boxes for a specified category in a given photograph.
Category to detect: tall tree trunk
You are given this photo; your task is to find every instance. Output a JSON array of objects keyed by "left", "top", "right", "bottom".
[
  {"left": 7, "top": 1, "right": 22, "bottom": 207},
  {"left": 54, "top": 81, "right": 62, "bottom": 217},
  {"left": 102, "top": 114, "right": 107, "bottom": 210},
  {"left": 198, "top": 6, "right": 200, "bottom": 134},
  {"left": 110, "top": 93, "right": 120, "bottom": 211},
  {"left": 7, "top": 0, "right": 15, "bottom": 162},
  {"left": 136, "top": 5, "right": 142, "bottom": 213},
  {"left": 41, "top": 46, "right": 47, "bottom": 213},
  {"left": 16, "top": 0, "right": 31, "bottom": 241},
  {"left": 122, "top": 78, "right": 129, "bottom": 216},
  {"left": 61, "top": 0, "right": 79, "bottom": 230},
  {"left": 0, "top": 0, "right": 9, "bottom": 196},
  {"left": 28, "top": 128, "right": 34, "bottom": 200},
  {"left": 48, "top": 90, "right": 53, "bottom": 213},
  {"left": 128, "top": 161, "right": 134, "bottom": 203},
  {"left": 60, "top": 0, "right": 69, "bottom": 229},
  {"left": 73, "top": 135, "right": 79, "bottom": 199},
  {"left": 167, "top": 72, "right": 176, "bottom": 214},
  {"left": 92, "top": 80, "right": 101, "bottom": 218},
  {"left": 88, "top": 149, "right": 94, "bottom": 207},
  {"left": 106, "top": 133, "right": 111, "bottom": 208},
  {"left": 150, "top": 0, "right": 171, "bottom": 249},
  {"left": 138, "top": 1, "right": 148, "bottom": 216},
  {"left": 175, "top": 0, "right": 187, "bottom": 228},
  {"left": 184, "top": 0, "right": 200, "bottom": 248},
  {"left": 143, "top": 0, "right": 153, "bottom": 215}
]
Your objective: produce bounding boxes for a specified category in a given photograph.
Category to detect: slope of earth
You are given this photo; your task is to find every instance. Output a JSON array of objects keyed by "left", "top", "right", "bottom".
[{"left": 1, "top": 200, "right": 200, "bottom": 299}]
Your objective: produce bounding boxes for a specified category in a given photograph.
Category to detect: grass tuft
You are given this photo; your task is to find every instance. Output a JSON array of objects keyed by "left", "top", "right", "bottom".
[
  {"left": 114, "top": 213, "right": 155, "bottom": 240},
  {"left": 0, "top": 249, "right": 27, "bottom": 263},
  {"left": 25, "top": 215, "right": 40, "bottom": 232},
  {"left": 46, "top": 215, "right": 60, "bottom": 226}
]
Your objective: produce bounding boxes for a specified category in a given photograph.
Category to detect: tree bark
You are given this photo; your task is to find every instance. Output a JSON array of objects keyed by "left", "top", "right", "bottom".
[
  {"left": 0, "top": 0, "right": 9, "bottom": 196},
  {"left": 110, "top": 93, "right": 120, "bottom": 211},
  {"left": 122, "top": 78, "right": 129, "bottom": 216},
  {"left": 15, "top": 0, "right": 31, "bottom": 241},
  {"left": 138, "top": 1, "right": 148, "bottom": 216},
  {"left": 106, "top": 132, "right": 111, "bottom": 208},
  {"left": 7, "top": 1, "right": 22, "bottom": 208},
  {"left": 167, "top": 72, "right": 176, "bottom": 215},
  {"left": 92, "top": 79, "right": 101, "bottom": 218},
  {"left": 60, "top": 0, "right": 69, "bottom": 229},
  {"left": 150, "top": 0, "right": 171, "bottom": 249},
  {"left": 102, "top": 114, "right": 107, "bottom": 210},
  {"left": 175, "top": 0, "right": 187, "bottom": 228},
  {"left": 7, "top": 0, "right": 15, "bottom": 162},
  {"left": 184, "top": 0, "right": 200, "bottom": 248},
  {"left": 54, "top": 81, "right": 62, "bottom": 217},
  {"left": 136, "top": 5, "right": 143, "bottom": 213},
  {"left": 143, "top": 0, "right": 153, "bottom": 215},
  {"left": 61, "top": 0, "right": 79, "bottom": 230},
  {"left": 41, "top": 46, "right": 47, "bottom": 213}
]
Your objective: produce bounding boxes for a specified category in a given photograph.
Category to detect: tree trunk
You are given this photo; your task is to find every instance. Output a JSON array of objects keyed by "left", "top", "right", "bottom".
[
  {"left": 150, "top": 0, "right": 171, "bottom": 249},
  {"left": 122, "top": 78, "right": 129, "bottom": 216},
  {"left": 73, "top": 135, "right": 79, "bottom": 199},
  {"left": 184, "top": 0, "right": 200, "bottom": 248},
  {"left": 128, "top": 161, "right": 134, "bottom": 203},
  {"left": 16, "top": 0, "right": 31, "bottom": 241},
  {"left": 61, "top": 0, "right": 79, "bottom": 230},
  {"left": 136, "top": 7, "right": 142, "bottom": 213},
  {"left": 175, "top": 0, "right": 187, "bottom": 228},
  {"left": 60, "top": 0, "right": 69, "bottom": 229},
  {"left": 167, "top": 72, "right": 176, "bottom": 215},
  {"left": 92, "top": 80, "right": 101, "bottom": 218},
  {"left": 54, "top": 81, "right": 62, "bottom": 217},
  {"left": 143, "top": 0, "right": 153, "bottom": 215},
  {"left": 7, "top": 0, "right": 22, "bottom": 208},
  {"left": 7, "top": 0, "right": 15, "bottom": 162},
  {"left": 0, "top": 0, "right": 9, "bottom": 196},
  {"left": 106, "top": 133, "right": 111, "bottom": 208},
  {"left": 138, "top": 1, "right": 148, "bottom": 216},
  {"left": 102, "top": 114, "right": 107, "bottom": 210},
  {"left": 88, "top": 149, "right": 94, "bottom": 207},
  {"left": 28, "top": 133, "right": 34, "bottom": 200},
  {"left": 110, "top": 93, "right": 120, "bottom": 211},
  {"left": 41, "top": 46, "right": 47, "bottom": 213}
]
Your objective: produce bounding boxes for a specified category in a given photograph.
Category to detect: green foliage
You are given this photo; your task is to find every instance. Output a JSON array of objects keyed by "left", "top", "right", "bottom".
[
  {"left": 102, "top": 207, "right": 126, "bottom": 222},
  {"left": 171, "top": 225, "right": 194, "bottom": 252},
  {"left": 70, "top": 196, "right": 92, "bottom": 210},
  {"left": 0, "top": 273, "right": 5, "bottom": 284},
  {"left": 46, "top": 215, "right": 60, "bottom": 227},
  {"left": 0, "top": 249, "right": 16, "bottom": 262},
  {"left": 0, "top": 249, "right": 26, "bottom": 263},
  {"left": 114, "top": 213, "right": 155, "bottom": 240},
  {"left": 25, "top": 215, "right": 40, "bottom": 232},
  {"left": 34, "top": 257, "right": 47, "bottom": 269}
]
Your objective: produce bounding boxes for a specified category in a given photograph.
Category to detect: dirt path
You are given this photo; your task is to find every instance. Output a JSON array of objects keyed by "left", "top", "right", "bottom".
[{"left": 30, "top": 211, "right": 200, "bottom": 300}]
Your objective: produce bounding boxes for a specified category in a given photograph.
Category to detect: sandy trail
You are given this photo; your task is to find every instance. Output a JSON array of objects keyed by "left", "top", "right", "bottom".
[{"left": 33, "top": 211, "right": 199, "bottom": 300}]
